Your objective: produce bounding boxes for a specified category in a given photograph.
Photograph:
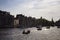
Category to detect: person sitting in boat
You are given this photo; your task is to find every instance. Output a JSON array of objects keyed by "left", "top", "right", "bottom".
[{"left": 22, "top": 30, "right": 30, "bottom": 34}]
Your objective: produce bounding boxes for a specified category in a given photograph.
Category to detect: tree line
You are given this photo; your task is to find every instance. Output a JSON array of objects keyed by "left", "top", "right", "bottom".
[{"left": 16, "top": 14, "right": 60, "bottom": 28}]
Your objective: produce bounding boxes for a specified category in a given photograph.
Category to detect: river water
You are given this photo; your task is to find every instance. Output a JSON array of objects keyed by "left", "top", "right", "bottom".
[{"left": 0, "top": 26, "right": 60, "bottom": 40}]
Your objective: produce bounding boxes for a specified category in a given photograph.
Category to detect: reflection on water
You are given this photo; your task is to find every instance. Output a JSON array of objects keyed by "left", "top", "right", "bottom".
[{"left": 0, "top": 26, "right": 60, "bottom": 40}]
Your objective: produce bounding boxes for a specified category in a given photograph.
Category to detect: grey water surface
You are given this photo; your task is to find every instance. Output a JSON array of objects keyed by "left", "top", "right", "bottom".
[{"left": 0, "top": 26, "right": 60, "bottom": 40}]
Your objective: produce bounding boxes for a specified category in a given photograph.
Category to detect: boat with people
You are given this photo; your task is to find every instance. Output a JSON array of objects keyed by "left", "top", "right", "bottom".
[
  {"left": 22, "top": 30, "right": 30, "bottom": 34},
  {"left": 36, "top": 25, "right": 42, "bottom": 30}
]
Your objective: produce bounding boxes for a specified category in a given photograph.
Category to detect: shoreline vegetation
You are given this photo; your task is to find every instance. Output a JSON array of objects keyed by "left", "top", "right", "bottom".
[{"left": 0, "top": 10, "right": 60, "bottom": 28}]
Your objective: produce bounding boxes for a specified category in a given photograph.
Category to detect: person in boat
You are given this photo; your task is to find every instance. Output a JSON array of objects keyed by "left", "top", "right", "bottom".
[{"left": 22, "top": 30, "right": 30, "bottom": 34}]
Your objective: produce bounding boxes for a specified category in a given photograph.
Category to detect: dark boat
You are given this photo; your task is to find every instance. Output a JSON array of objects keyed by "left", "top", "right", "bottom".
[
  {"left": 57, "top": 26, "right": 60, "bottom": 28},
  {"left": 22, "top": 30, "right": 30, "bottom": 34},
  {"left": 37, "top": 28, "right": 42, "bottom": 30},
  {"left": 46, "top": 26, "right": 50, "bottom": 29}
]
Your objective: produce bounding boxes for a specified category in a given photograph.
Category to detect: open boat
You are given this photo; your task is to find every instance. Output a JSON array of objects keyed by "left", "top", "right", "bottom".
[{"left": 22, "top": 30, "right": 30, "bottom": 34}]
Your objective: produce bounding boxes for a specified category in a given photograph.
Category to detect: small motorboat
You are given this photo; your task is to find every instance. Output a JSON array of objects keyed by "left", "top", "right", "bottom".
[
  {"left": 46, "top": 26, "right": 50, "bottom": 29},
  {"left": 22, "top": 30, "right": 30, "bottom": 34},
  {"left": 57, "top": 26, "right": 60, "bottom": 28},
  {"left": 37, "top": 28, "right": 42, "bottom": 30}
]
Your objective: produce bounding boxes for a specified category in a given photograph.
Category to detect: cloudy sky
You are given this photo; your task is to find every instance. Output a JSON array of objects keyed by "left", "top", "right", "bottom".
[{"left": 0, "top": 0, "right": 60, "bottom": 21}]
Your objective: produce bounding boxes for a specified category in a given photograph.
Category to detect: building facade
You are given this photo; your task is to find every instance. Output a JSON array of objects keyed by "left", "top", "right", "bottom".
[
  {"left": 0, "top": 10, "right": 14, "bottom": 28},
  {"left": 14, "top": 18, "right": 19, "bottom": 28}
]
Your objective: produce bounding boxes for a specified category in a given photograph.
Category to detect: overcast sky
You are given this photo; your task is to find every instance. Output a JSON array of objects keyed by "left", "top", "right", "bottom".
[{"left": 0, "top": 0, "right": 60, "bottom": 21}]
